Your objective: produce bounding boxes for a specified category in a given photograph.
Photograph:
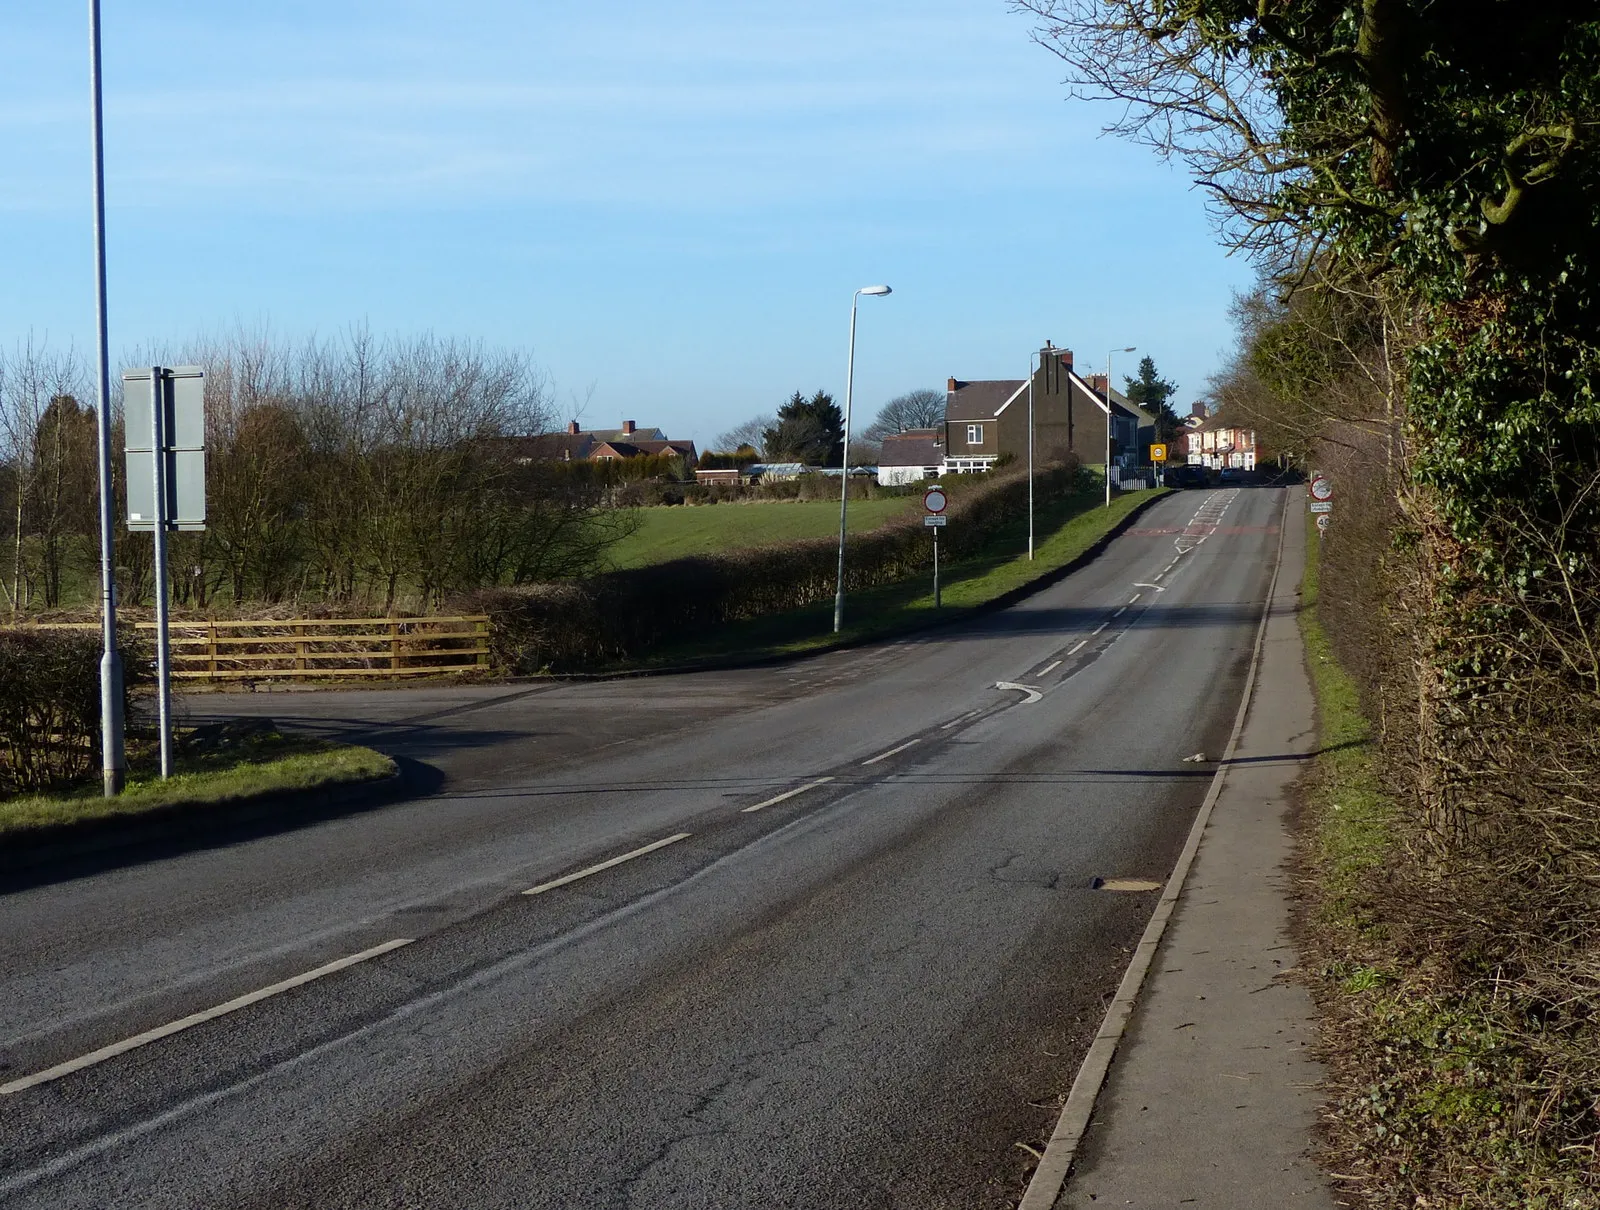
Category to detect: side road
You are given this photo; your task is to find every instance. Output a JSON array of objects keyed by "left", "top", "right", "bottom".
[{"left": 1043, "top": 488, "right": 1337, "bottom": 1208}]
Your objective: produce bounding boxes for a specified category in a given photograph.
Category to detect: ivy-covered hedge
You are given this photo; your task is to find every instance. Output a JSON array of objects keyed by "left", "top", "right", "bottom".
[
  {"left": 0, "top": 629, "right": 145, "bottom": 796},
  {"left": 467, "top": 459, "right": 1084, "bottom": 671}
]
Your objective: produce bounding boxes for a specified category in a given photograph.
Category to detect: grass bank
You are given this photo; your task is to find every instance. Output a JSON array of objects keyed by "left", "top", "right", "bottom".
[
  {"left": 638, "top": 486, "right": 1165, "bottom": 668},
  {"left": 606, "top": 496, "right": 917, "bottom": 568},
  {"left": 0, "top": 730, "right": 394, "bottom": 837}
]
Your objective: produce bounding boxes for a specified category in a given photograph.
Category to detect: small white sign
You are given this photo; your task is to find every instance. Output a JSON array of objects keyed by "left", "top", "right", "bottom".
[
  {"left": 923, "top": 486, "right": 947, "bottom": 514},
  {"left": 1309, "top": 501, "right": 1333, "bottom": 514},
  {"left": 924, "top": 514, "right": 947, "bottom": 527}
]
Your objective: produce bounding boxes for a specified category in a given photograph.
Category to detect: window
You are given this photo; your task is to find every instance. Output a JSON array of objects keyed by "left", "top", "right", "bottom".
[{"left": 966, "top": 423, "right": 983, "bottom": 445}]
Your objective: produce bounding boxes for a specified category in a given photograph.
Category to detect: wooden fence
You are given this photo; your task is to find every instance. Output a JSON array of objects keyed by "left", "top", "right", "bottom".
[{"left": 14, "top": 616, "right": 492, "bottom": 682}]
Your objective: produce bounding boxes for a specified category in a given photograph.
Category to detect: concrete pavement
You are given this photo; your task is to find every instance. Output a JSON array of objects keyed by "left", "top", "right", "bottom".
[{"left": 1049, "top": 489, "right": 1337, "bottom": 1208}]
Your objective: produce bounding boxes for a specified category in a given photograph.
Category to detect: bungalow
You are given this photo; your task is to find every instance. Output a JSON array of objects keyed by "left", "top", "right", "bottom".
[{"left": 876, "top": 428, "right": 945, "bottom": 486}]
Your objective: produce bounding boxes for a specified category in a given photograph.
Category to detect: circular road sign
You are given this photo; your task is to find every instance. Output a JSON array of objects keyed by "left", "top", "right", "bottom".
[
  {"left": 1309, "top": 475, "right": 1333, "bottom": 501},
  {"left": 1316, "top": 513, "right": 1332, "bottom": 532},
  {"left": 923, "top": 487, "right": 948, "bottom": 514}
]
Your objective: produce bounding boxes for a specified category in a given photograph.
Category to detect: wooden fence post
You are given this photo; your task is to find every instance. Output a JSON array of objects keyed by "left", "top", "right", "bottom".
[{"left": 390, "top": 620, "right": 401, "bottom": 681}]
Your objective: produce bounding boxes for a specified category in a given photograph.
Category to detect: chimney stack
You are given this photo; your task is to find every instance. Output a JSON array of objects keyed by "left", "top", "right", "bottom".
[
  {"left": 622, "top": 419, "right": 636, "bottom": 435},
  {"left": 567, "top": 420, "right": 580, "bottom": 435},
  {"left": 1059, "top": 348, "right": 1074, "bottom": 370},
  {"left": 947, "top": 377, "right": 957, "bottom": 393}
]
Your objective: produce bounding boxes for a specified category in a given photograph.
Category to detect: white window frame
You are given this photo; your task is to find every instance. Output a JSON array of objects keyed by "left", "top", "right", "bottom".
[{"left": 966, "top": 423, "right": 983, "bottom": 445}]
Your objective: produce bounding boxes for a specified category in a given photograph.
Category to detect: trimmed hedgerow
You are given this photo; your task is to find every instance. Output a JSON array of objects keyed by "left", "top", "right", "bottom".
[
  {"left": 0, "top": 628, "right": 146, "bottom": 795},
  {"left": 468, "top": 459, "right": 1084, "bottom": 671}
]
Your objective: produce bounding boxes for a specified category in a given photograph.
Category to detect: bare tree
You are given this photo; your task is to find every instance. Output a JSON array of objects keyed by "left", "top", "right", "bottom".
[
  {"left": 713, "top": 415, "right": 775, "bottom": 456},
  {"left": 862, "top": 388, "right": 945, "bottom": 441}
]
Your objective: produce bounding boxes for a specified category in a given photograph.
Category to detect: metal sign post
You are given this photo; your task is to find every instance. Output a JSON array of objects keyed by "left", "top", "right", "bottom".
[
  {"left": 123, "top": 366, "right": 205, "bottom": 779},
  {"left": 148, "top": 368, "right": 173, "bottom": 776},
  {"left": 924, "top": 485, "right": 947, "bottom": 608}
]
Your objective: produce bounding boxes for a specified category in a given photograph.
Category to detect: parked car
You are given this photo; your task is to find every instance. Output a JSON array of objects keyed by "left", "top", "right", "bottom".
[
  {"left": 1218, "top": 466, "right": 1242, "bottom": 483},
  {"left": 1163, "top": 464, "right": 1210, "bottom": 489}
]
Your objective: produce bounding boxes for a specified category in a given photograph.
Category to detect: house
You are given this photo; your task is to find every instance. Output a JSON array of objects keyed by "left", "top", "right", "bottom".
[
  {"left": 939, "top": 345, "right": 1155, "bottom": 474},
  {"left": 515, "top": 420, "right": 697, "bottom": 464},
  {"left": 876, "top": 428, "right": 945, "bottom": 486},
  {"left": 1186, "top": 420, "right": 1257, "bottom": 470}
]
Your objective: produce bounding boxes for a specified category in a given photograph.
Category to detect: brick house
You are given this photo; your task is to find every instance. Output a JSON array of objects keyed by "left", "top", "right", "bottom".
[
  {"left": 876, "top": 428, "right": 945, "bottom": 486},
  {"left": 515, "top": 420, "right": 697, "bottom": 464}
]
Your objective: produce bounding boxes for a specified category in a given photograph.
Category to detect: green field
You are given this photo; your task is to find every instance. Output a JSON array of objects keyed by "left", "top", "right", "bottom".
[
  {"left": 605, "top": 497, "right": 918, "bottom": 569},
  {"left": 638, "top": 487, "right": 1167, "bottom": 667}
]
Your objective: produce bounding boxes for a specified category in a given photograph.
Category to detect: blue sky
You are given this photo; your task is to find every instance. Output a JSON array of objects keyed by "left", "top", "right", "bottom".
[{"left": 3, "top": 0, "right": 1253, "bottom": 449}]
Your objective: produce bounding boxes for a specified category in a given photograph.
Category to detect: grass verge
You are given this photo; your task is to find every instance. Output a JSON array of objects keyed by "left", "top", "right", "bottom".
[
  {"left": 1294, "top": 513, "right": 1600, "bottom": 1208},
  {"left": 636, "top": 487, "right": 1166, "bottom": 668},
  {"left": 0, "top": 731, "right": 395, "bottom": 837}
]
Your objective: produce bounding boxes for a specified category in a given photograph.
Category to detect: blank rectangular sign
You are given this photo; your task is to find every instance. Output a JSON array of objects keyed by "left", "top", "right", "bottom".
[{"left": 124, "top": 367, "right": 206, "bottom": 531}]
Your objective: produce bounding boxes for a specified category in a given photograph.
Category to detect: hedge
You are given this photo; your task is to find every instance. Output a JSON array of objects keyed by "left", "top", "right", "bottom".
[
  {"left": 0, "top": 628, "right": 146, "bottom": 796},
  {"left": 465, "top": 459, "right": 1084, "bottom": 671}
]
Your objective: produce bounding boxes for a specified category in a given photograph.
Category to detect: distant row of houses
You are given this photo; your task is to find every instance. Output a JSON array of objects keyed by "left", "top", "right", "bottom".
[
  {"left": 875, "top": 345, "right": 1256, "bottom": 486},
  {"left": 506, "top": 344, "right": 1255, "bottom": 486}
]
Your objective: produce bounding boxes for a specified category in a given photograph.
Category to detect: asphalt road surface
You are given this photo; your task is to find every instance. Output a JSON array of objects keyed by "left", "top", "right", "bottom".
[{"left": 1, "top": 486, "right": 1286, "bottom": 1210}]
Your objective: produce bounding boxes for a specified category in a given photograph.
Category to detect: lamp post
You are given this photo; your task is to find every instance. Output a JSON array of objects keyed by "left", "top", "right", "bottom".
[
  {"left": 89, "top": 0, "right": 125, "bottom": 796},
  {"left": 1104, "top": 346, "right": 1136, "bottom": 507},
  {"left": 1025, "top": 346, "right": 1051, "bottom": 560},
  {"left": 833, "top": 285, "right": 892, "bottom": 634}
]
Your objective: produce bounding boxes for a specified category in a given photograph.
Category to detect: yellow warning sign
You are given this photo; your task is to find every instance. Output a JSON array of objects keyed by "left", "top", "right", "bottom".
[{"left": 1150, "top": 443, "right": 1168, "bottom": 462}]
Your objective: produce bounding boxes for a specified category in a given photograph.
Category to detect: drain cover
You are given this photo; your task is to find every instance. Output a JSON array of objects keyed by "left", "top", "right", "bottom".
[{"left": 1092, "top": 877, "right": 1162, "bottom": 892}]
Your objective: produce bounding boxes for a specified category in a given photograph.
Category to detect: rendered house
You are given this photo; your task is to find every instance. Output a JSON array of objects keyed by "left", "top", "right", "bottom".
[
  {"left": 1186, "top": 420, "right": 1258, "bottom": 470},
  {"left": 939, "top": 346, "right": 1152, "bottom": 474}
]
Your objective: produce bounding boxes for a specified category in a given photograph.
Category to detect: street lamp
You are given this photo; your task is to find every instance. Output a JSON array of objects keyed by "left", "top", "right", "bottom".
[
  {"left": 1025, "top": 345, "right": 1052, "bottom": 560},
  {"left": 89, "top": 0, "right": 125, "bottom": 796},
  {"left": 1104, "top": 346, "right": 1136, "bottom": 507},
  {"left": 834, "top": 285, "right": 892, "bottom": 634}
]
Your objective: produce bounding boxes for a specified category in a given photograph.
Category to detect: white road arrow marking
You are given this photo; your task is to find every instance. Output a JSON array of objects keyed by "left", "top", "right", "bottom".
[
  {"left": 995, "top": 682, "right": 1043, "bottom": 705},
  {"left": 1133, "top": 582, "right": 1165, "bottom": 592}
]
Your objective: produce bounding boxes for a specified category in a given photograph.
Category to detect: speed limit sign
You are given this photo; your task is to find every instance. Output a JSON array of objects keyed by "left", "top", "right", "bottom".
[{"left": 923, "top": 486, "right": 947, "bottom": 514}]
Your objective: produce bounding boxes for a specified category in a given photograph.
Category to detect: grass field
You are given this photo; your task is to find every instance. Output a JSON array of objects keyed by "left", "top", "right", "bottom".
[
  {"left": 638, "top": 487, "right": 1167, "bottom": 667},
  {"left": 605, "top": 497, "right": 918, "bottom": 569}
]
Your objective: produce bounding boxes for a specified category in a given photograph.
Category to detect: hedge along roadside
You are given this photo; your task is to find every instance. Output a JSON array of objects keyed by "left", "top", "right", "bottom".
[
  {"left": 467, "top": 459, "right": 1085, "bottom": 672},
  {"left": 0, "top": 629, "right": 148, "bottom": 796}
]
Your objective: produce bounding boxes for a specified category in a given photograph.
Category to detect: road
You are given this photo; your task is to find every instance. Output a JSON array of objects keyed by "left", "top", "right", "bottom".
[{"left": 0, "top": 486, "right": 1284, "bottom": 1210}]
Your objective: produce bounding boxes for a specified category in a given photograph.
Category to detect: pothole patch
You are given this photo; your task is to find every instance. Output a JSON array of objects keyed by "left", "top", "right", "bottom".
[{"left": 1092, "top": 877, "right": 1163, "bottom": 892}]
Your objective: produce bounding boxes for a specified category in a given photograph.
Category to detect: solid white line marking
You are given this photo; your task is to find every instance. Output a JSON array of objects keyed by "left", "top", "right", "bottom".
[
  {"left": 0, "top": 938, "right": 415, "bottom": 1096},
  {"left": 523, "top": 833, "right": 692, "bottom": 896},
  {"left": 1067, "top": 639, "right": 1088, "bottom": 656},
  {"left": 1040, "top": 660, "right": 1062, "bottom": 675},
  {"left": 994, "top": 682, "right": 1044, "bottom": 705},
  {"left": 862, "top": 738, "right": 921, "bottom": 765},
  {"left": 741, "top": 777, "right": 834, "bottom": 813}
]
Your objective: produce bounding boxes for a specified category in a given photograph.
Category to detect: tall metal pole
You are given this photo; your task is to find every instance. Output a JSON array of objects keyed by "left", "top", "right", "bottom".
[
  {"left": 1103, "top": 350, "right": 1113, "bottom": 508},
  {"left": 89, "top": 0, "right": 125, "bottom": 796},
  {"left": 1027, "top": 351, "right": 1036, "bottom": 559},
  {"left": 833, "top": 294, "right": 860, "bottom": 634},
  {"left": 149, "top": 368, "right": 174, "bottom": 778}
]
